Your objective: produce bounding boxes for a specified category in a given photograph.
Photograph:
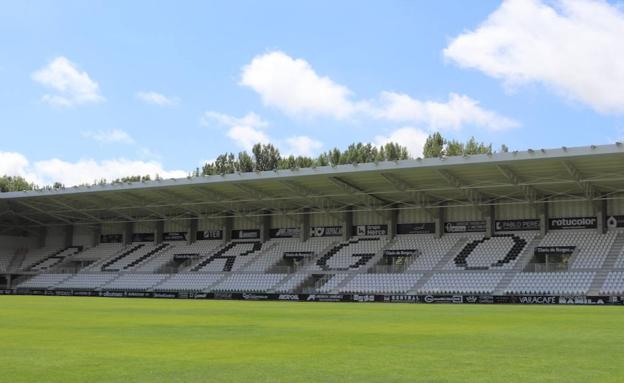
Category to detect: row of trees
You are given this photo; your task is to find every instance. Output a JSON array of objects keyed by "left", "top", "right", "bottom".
[
  {"left": 197, "top": 142, "right": 410, "bottom": 176},
  {"left": 423, "top": 132, "right": 508, "bottom": 158},
  {"left": 0, "top": 175, "right": 161, "bottom": 193},
  {"left": 1, "top": 133, "right": 509, "bottom": 192},
  {"left": 0, "top": 176, "right": 36, "bottom": 193}
]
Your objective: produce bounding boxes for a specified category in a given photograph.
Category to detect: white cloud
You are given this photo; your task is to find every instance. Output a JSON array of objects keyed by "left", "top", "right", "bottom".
[
  {"left": 82, "top": 129, "right": 134, "bottom": 144},
  {"left": 226, "top": 126, "right": 271, "bottom": 151},
  {"left": 31, "top": 56, "right": 104, "bottom": 107},
  {"left": 374, "top": 127, "right": 429, "bottom": 158},
  {"left": 0, "top": 151, "right": 186, "bottom": 187},
  {"left": 239, "top": 50, "right": 517, "bottom": 131},
  {"left": 202, "top": 111, "right": 270, "bottom": 151},
  {"left": 240, "top": 51, "right": 356, "bottom": 119},
  {"left": 201, "top": 111, "right": 323, "bottom": 156},
  {"left": 283, "top": 136, "right": 323, "bottom": 157},
  {"left": 201, "top": 111, "right": 268, "bottom": 130},
  {"left": 33, "top": 158, "right": 187, "bottom": 186},
  {"left": 371, "top": 92, "right": 518, "bottom": 131},
  {"left": 0, "top": 152, "right": 36, "bottom": 181},
  {"left": 136, "top": 91, "right": 178, "bottom": 106},
  {"left": 444, "top": 0, "right": 624, "bottom": 114}
]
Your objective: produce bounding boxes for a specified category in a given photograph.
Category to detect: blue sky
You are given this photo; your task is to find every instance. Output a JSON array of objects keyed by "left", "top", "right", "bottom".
[{"left": 1, "top": 0, "right": 623, "bottom": 186}]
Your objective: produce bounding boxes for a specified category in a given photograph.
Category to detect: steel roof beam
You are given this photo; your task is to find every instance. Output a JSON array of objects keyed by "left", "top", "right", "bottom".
[
  {"left": 279, "top": 180, "right": 345, "bottom": 220},
  {"left": 436, "top": 169, "right": 490, "bottom": 214},
  {"left": 495, "top": 165, "right": 539, "bottom": 205},
  {"left": 328, "top": 176, "right": 389, "bottom": 207},
  {"left": 231, "top": 183, "right": 308, "bottom": 210},
  {"left": 561, "top": 160, "right": 599, "bottom": 203},
  {"left": 379, "top": 173, "right": 437, "bottom": 218},
  {"left": 279, "top": 180, "right": 342, "bottom": 210},
  {"left": 12, "top": 199, "right": 74, "bottom": 225},
  {"left": 328, "top": 176, "right": 393, "bottom": 219},
  {"left": 48, "top": 197, "right": 104, "bottom": 223}
]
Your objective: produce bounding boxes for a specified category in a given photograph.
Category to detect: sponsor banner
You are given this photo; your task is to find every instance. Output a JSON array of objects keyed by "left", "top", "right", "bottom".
[
  {"left": 463, "top": 295, "right": 494, "bottom": 304},
  {"left": 277, "top": 294, "right": 301, "bottom": 301},
  {"left": 283, "top": 251, "right": 315, "bottom": 259},
  {"left": 270, "top": 228, "right": 301, "bottom": 238},
  {"left": 606, "top": 215, "right": 624, "bottom": 229},
  {"left": 558, "top": 296, "right": 607, "bottom": 305},
  {"left": 421, "top": 295, "right": 464, "bottom": 304},
  {"left": 132, "top": 233, "right": 155, "bottom": 242},
  {"left": 213, "top": 292, "right": 233, "bottom": 300},
  {"left": 231, "top": 229, "right": 260, "bottom": 240},
  {"left": 163, "top": 232, "right": 187, "bottom": 241},
  {"left": 444, "top": 221, "right": 486, "bottom": 233},
  {"left": 534, "top": 246, "right": 576, "bottom": 255},
  {"left": 100, "top": 291, "right": 125, "bottom": 298},
  {"left": 14, "top": 290, "right": 621, "bottom": 305},
  {"left": 153, "top": 292, "right": 178, "bottom": 299},
  {"left": 190, "top": 292, "right": 212, "bottom": 299},
  {"left": 173, "top": 253, "right": 201, "bottom": 261},
  {"left": 305, "top": 294, "right": 350, "bottom": 302},
  {"left": 0, "top": 289, "right": 14, "bottom": 295},
  {"left": 352, "top": 224, "right": 388, "bottom": 236},
  {"left": 513, "top": 296, "right": 559, "bottom": 304},
  {"left": 513, "top": 295, "right": 608, "bottom": 305},
  {"left": 495, "top": 219, "right": 540, "bottom": 232},
  {"left": 100, "top": 234, "right": 123, "bottom": 243},
  {"left": 611, "top": 296, "right": 624, "bottom": 305},
  {"left": 197, "top": 230, "right": 223, "bottom": 240},
  {"left": 383, "top": 249, "right": 417, "bottom": 257},
  {"left": 241, "top": 293, "right": 271, "bottom": 301},
  {"left": 381, "top": 295, "right": 421, "bottom": 303},
  {"left": 310, "top": 226, "right": 343, "bottom": 237},
  {"left": 396, "top": 223, "right": 435, "bottom": 235},
  {"left": 125, "top": 291, "right": 153, "bottom": 298},
  {"left": 548, "top": 216, "right": 597, "bottom": 230},
  {"left": 352, "top": 294, "right": 376, "bottom": 303},
  {"left": 493, "top": 295, "right": 512, "bottom": 304},
  {"left": 71, "top": 291, "right": 98, "bottom": 297}
]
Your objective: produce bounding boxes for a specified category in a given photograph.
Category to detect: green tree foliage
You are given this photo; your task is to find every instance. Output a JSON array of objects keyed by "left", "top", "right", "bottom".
[
  {"left": 199, "top": 142, "right": 411, "bottom": 176},
  {"left": 422, "top": 133, "right": 503, "bottom": 158},
  {"left": 111, "top": 175, "right": 151, "bottom": 184},
  {"left": 238, "top": 151, "right": 254, "bottom": 173},
  {"left": 0, "top": 176, "right": 35, "bottom": 192},
  {"left": 423, "top": 132, "right": 445, "bottom": 158},
  {"left": 252, "top": 143, "right": 281, "bottom": 171}
]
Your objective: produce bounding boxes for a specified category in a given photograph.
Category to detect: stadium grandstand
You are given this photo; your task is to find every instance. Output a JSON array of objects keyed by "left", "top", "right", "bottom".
[{"left": 1, "top": 143, "right": 624, "bottom": 305}]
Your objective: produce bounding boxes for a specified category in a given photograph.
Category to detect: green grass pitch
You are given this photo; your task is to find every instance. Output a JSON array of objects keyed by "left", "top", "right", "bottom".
[{"left": 1, "top": 296, "right": 623, "bottom": 382}]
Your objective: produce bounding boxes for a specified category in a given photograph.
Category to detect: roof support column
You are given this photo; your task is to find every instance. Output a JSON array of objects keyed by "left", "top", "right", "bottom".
[
  {"left": 223, "top": 215, "right": 233, "bottom": 243},
  {"left": 92, "top": 224, "right": 102, "bottom": 247},
  {"left": 64, "top": 225, "right": 74, "bottom": 248},
  {"left": 387, "top": 205, "right": 398, "bottom": 240},
  {"left": 37, "top": 226, "right": 47, "bottom": 248},
  {"left": 484, "top": 205, "right": 495, "bottom": 238},
  {"left": 434, "top": 205, "right": 445, "bottom": 239},
  {"left": 260, "top": 210, "right": 271, "bottom": 244},
  {"left": 155, "top": 220, "right": 164, "bottom": 244},
  {"left": 123, "top": 222, "right": 133, "bottom": 245},
  {"left": 539, "top": 201, "right": 549, "bottom": 237},
  {"left": 342, "top": 207, "right": 353, "bottom": 241},
  {"left": 597, "top": 197, "right": 607, "bottom": 234},
  {"left": 300, "top": 208, "right": 310, "bottom": 242},
  {"left": 188, "top": 217, "right": 198, "bottom": 245}
]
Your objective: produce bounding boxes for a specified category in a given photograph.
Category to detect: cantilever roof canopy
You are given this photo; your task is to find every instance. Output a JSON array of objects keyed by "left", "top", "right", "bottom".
[{"left": 1, "top": 143, "right": 623, "bottom": 234}]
